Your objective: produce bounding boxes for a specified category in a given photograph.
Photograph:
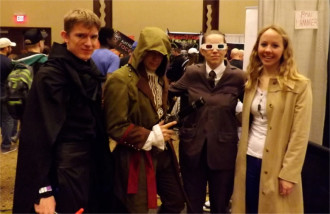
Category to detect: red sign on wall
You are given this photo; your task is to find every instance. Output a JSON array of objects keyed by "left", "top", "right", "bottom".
[{"left": 14, "top": 14, "right": 27, "bottom": 23}]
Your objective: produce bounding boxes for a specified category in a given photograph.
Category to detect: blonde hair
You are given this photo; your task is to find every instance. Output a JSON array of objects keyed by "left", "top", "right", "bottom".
[
  {"left": 245, "top": 24, "right": 306, "bottom": 89},
  {"left": 63, "top": 8, "right": 101, "bottom": 34}
]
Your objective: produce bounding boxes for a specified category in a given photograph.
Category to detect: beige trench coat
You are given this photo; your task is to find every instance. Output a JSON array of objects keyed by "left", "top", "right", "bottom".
[{"left": 232, "top": 77, "right": 312, "bottom": 213}]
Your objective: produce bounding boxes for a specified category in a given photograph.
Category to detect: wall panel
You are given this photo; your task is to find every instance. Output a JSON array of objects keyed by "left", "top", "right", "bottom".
[
  {"left": 112, "top": 0, "right": 203, "bottom": 40},
  {"left": 1, "top": 0, "right": 257, "bottom": 44},
  {"left": 0, "top": 0, "right": 92, "bottom": 44}
]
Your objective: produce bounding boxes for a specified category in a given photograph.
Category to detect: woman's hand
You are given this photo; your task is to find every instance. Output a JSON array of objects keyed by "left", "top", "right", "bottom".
[
  {"left": 159, "top": 120, "right": 177, "bottom": 141},
  {"left": 279, "top": 178, "right": 295, "bottom": 196}
]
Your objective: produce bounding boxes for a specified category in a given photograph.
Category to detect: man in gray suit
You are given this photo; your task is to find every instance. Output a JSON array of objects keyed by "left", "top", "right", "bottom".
[{"left": 169, "top": 30, "right": 245, "bottom": 213}]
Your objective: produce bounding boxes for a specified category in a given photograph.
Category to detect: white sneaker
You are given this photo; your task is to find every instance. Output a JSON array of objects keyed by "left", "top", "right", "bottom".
[
  {"left": 203, "top": 200, "right": 210, "bottom": 212},
  {"left": 1, "top": 144, "right": 17, "bottom": 154}
]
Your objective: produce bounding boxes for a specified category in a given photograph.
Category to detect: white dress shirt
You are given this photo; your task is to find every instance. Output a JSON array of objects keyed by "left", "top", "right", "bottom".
[{"left": 205, "top": 61, "right": 226, "bottom": 85}]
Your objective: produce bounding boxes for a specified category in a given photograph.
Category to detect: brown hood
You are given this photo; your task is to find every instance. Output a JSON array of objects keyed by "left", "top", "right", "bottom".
[{"left": 130, "top": 27, "right": 171, "bottom": 76}]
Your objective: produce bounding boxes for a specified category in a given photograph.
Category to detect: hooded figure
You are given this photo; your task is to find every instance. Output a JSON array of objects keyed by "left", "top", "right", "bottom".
[{"left": 103, "top": 27, "right": 186, "bottom": 213}]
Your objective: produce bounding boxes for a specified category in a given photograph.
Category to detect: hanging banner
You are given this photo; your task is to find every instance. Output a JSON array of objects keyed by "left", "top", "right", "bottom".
[{"left": 167, "top": 31, "right": 202, "bottom": 51}]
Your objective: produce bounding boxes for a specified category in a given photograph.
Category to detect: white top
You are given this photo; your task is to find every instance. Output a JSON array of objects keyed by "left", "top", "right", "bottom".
[
  {"left": 142, "top": 71, "right": 165, "bottom": 151},
  {"left": 247, "top": 88, "right": 268, "bottom": 159},
  {"left": 142, "top": 124, "right": 165, "bottom": 151},
  {"left": 147, "top": 71, "right": 163, "bottom": 119}
]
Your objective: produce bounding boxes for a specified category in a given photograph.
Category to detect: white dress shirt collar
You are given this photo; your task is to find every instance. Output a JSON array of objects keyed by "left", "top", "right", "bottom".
[{"left": 206, "top": 61, "right": 226, "bottom": 82}]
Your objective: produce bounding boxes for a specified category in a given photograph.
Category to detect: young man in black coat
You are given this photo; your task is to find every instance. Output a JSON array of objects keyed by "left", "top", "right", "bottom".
[{"left": 13, "top": 8, "right": 113, "bottom": 213}]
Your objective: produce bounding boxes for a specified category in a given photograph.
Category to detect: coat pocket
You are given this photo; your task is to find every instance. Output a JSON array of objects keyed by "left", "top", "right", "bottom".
[
  {"left": 218, "top": 132, "right": 238, "bottom": 144},
  {"left": 179, "top": 127, "right": 197, "bottom": 139}
]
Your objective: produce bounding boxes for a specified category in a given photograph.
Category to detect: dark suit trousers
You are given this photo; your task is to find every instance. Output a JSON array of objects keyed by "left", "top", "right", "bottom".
[
  {"left": 157, "top": 146, "right": 186, "bottom": 213},
  {"left": 181, "top": 142, "right": 234, "bottom": 213}
]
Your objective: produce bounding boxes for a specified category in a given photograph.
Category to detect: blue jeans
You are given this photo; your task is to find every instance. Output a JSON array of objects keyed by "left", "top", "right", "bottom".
[
  {"left": 1, "top": 102, "right": 15, "bottom": 149},
  {"left": 246, "top": 155, "right": 262, "bottom": 214}
]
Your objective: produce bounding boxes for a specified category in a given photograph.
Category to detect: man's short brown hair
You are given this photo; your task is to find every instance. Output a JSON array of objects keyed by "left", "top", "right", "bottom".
[{"left": 63, "top": 8, "right": 101, "bottom": 34}]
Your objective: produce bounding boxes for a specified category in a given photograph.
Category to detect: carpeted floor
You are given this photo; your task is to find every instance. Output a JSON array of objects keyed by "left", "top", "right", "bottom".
[{"left": 0, "top": 144, "right": 17, "bottom": 213}]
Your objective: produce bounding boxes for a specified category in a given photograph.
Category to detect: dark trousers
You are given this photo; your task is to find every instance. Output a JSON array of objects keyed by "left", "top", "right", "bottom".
[
  {"left": 246, "top": 155, "right": 262, "bottom": 214},
  {"left": 53, "top": 142, "right": 92, "bottom": 213},
  {"left": 156, "top": 147, "right": 186, "bottom": 213},
  {"left": 0, "top": 102, "right": 16, "bottom": 149},
  {"left": 181, "top": 144, "right": 234, "bottom": 213}
]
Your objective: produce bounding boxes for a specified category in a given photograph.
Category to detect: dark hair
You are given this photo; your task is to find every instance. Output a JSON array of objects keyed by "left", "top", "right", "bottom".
[
  {"left": 98, "top": 27, "right": 115, "bottom": 46},
  {"left": 171, "top": 42, "right": 182, "bottom": 53},
  {"left": 202, "top": 30, "right": 226, "bottom": 44}
]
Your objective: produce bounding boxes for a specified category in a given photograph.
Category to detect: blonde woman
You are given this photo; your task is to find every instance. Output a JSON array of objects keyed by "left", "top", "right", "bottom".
[{"left": 232, "top": 25, "right": 312, "bottom": 213}]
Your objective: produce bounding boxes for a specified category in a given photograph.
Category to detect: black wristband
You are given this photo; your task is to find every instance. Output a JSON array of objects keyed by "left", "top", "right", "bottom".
[
  {"left": 39, "top": 191, "right": 53, "bottom": 198},
  {"left": 34, "top": 191, "right": 53, "bottom": 204}
]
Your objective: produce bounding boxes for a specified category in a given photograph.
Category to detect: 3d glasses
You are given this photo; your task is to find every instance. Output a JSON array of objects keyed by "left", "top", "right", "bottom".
[{"left": 201, "top": 43, "right": 227, "bottom": 50}]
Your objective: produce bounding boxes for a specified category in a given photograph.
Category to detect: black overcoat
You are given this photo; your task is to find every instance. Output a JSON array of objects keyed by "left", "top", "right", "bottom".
[{"left": 13, "top": 43, "right": 113, "bottom": 213}]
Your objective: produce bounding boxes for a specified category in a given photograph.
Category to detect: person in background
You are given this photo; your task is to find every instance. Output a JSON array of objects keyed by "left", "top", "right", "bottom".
[
  {"left": 239, "top": 49, "right": 244, "bottom": 61},
  {"left": 13, "top": 8, "right": 113, "bottom": 213},
  {"left": 169, "top": 30, "right": 245, "bottom": 213},
  {"left": 229, "top": 48, "right": 243, "bottom": 69},
  {"left": 8, "top": 53, "right": 18, "bottom": 60},
  {"left": 9, "top": 29, "right": 49, "bottom": 144},
  {"left": 231, "top": 24, "right": 312, "bottom": 213},
  {"left": 92, "top": 27, "right": 120, "bottom": 78},
  {"left": 22, "top": 28, "right": 47, "bottom": 52},
  {"left": 182, "top": 47, "right": 200, "bottom": 70},
  {"left": 166, "top": 42, "right": 186, "bottom": 83},
  {"left": 0, "top": 37, "right": 17, "bottom": 154},
  {"left": 42, "top": 45, "right": 50, "bottom": 55},
  {"left": 170, "top": 47, "right": 200, "bottom": 117},
  {"left": 103, "top": 27, "right": 186, "bottom": 213},
  {"left": 180, "top": 49, "right": 188, "bottom": 60},
  {"left": 16, "top": 28, "right": 49, "bottom": 75}
]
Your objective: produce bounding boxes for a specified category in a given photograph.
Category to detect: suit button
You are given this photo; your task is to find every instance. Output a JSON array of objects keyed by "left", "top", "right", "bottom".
[
  {"left": 265, "top": 149, "right": 269, "bottom": 152},
  {"left": 262, "top": 191, "right": 266, "bottom": 195},
  {"left": 269, "top": 126, "right": 272, "bottom": 130},
  {"left": 269, "top": 104, "right": 273, "bottom": 108},
  {"left": 264, "top": 171, "right": 268, "bottom": 174}
]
